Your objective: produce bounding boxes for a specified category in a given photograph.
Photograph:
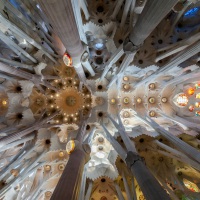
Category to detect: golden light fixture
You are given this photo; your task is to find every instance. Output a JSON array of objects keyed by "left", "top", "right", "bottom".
[
  {"left": 123, "top": 97, "right": 129, "bottom": 104},
  {"left": 148, "top": 97, "right": 155, "bottom": 104},
  {"left": 45, "top": 191, "right": 52, "bottom": 197},
  {"left": 149, "top": 83, "right": 156, "bottom": 90},
  {"left": 55, "top": 87, "right": 84, "bottom": 115},
  {"left": 123, "top": 84, "right": 130, "bottom": 90},
  {"left": 2, "top": 100, "right": 7, "bottom": 106},
  {"left": 44, "top": 165, "right": 51, "bottom": 171},
  {"left": 10, "top": 169, "right": 19, "bottom": 177},
  {"left": 123, "top": 76, "right": 129, "bottom": 81},
  {"left": 58, "top": 163, "right": 65, "bottom": 171},
  {"left": 110, "top": 98, "right": 116, "bottom": 105},
  {"left": 59, "top": 151, "right": 65, "bottom": 157},
  {"left": 124, "top": 120, "right": 129, "bottom": 125},
  {"left": 136, "top": 97, "right": 142, "bottom": 104},
  {"left": 123, "top": 111, "right": 130, "bottom": 118},
  {"left": 161, "top": 97, "right": 168, "bottom": 103},
  {"left": 149, "top": 111, "right": 156, "bottom": 117}
]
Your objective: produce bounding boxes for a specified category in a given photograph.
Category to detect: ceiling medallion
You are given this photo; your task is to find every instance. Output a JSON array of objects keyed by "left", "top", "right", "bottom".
[
  {"left": 110, "top": 98, "right": 116, "bottom": 105},
  {"left": 55, "top": 87, "right": 84, "bottom": 115},
  {"left": 123, "top": 76, "right": 129, "bottom": 81},
  {"left": 136, "top": 97, "right": 142, "bottom": 104},
  {"left": 161, "top": 97, "right": 168, "bottom": 103},
  {"left": 148, "top": 97, "right": 155, "bottom": 104},
  {"left": 149, "top": 111, "right": 156, "bottom": 117},
  {"left": 149, "top": 83, "right": 156, "bottom": 90},
  {"left": 123, "top": 97, "right": 129, "bottom": 104}
]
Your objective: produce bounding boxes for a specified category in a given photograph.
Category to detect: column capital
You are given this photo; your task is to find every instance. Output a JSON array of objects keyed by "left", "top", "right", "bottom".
[{"left": 125, "top": 151, "right": 143, "bottom": 168}]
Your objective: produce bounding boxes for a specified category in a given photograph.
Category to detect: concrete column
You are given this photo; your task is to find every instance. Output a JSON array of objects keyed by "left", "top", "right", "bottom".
[
  {"left": 125, "top": 0, "right": 178, "bottom": 49},
  {"left": 51, "top": 119, "right": 88, "bottom": 200},
  {"left": 154, "top": 140, "right": 200, "bottom": 171},
  {"left": 51, "top": 149, "right": 86, "bottom": 200},
  {"left": 38, "top": 0, "right": 86, "bottom": 81},
  {"left": 85, "top": 180, "right": 93, "bottom": 200},
  {"left": 78, "top": 167, "right": 87, "bottom": 200},
  {"left": 100, "top": 45, "right": 124, "bottom": 80},
  {"left": 0, "top": 62, "right": 56, "bottom": 90},
  {"left": 114, "top": 182, "right": 125, "bottom": 200},
  {"left": 107, "top": 115, "right": 170, "bottom": 200},
  {"left": 120, "top": 0, "right": 132, "bottom": 29},
  {"left": 0, "top": 112, "right": 57, "bottom": 148},
  {"left": 126, "top": 151, "right": 171, "bottom": 200},
  {"left": 102, "top": 123, "right": 170, "bottom": 200},
  {"left": 108, "top": 114, "right": 137, "bottom": 152},
  {"left": 122, "top": 171, "right": 132, "bottom": 200},
  {"left": 159, "top": 40, "right": 200, "bottom": 73},
  {"left": 146, "top": 117, "right": 200, "bottom": 164}
]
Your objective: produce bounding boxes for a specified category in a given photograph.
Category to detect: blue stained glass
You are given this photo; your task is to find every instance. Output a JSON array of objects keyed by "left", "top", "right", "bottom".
[{"left": 184, "top": 7, "right": 199, "bottom": 16}]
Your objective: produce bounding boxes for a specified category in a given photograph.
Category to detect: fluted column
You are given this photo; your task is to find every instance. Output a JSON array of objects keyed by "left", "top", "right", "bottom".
[
  {"left": 146, "top": 117, "right": 200, "bottom": 164},
  {"left": 85, "top": 180, "right": 93, "bottom": 200},
  {"left": 114, "top": 182, "right": 125, "bottom": 200},
  {"left": 51, "top": 149, "right": 86, "bottom": 200},
  {"left": 111, "top": 0, "right": 124, "bottom": 20},
  {"left": 159, "top": 40, "right": 200, "bottom": 73},
  {"left": 122, "top": 171, "right": 132, "bottom": 200},
  {"left": 120, "top": 0, "right": 132, "bottom": 28},
  {"left": 0, "top": 62, "right": 56, "bottom": 90},
  {"left": 0, "top": 112, "right": 57, "bottom": 148},
  {"left": 154, "top": 140, "right": 200, "bottom": 171},
  {"left": 124, "top": 0, "right": 178, "bottom": 51},
  {"left": 51, "top": 119, "right": 89, "bottom": 200},
  {"left": 102, "top": 122, "right": 170, "bottom": 200},
  {"left": 38, "top": 0, "right": 86, "bottom": 82}
]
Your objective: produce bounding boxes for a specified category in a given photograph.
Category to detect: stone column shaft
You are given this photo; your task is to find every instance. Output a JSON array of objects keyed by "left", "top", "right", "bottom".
[
  {"left": 51, "top": 119, "right": 88, "bottom": 200},
  {"left": 102, "top": 123, "right": 170, "bottom": 200},
  {"left": 38, "top": 0, "right": 84, "bottom": 62},
  {"left": 147, "top": 117, "right": 200, "bottom": 164},
  {"left": 51, "top": 149, "right": 85, "bottom": 200},
  {"left": 0, "top": 62, "right": 56, "bottom": 90},
  {"left": 85, "top": 180, "right": 93, "bottom": 200},
  {"left": 126, "top": 152, "right": 171, "bottom": 200},
  {"left": 0, "top": 113, "right": 57, "bottom": 148},
  {"left": 122, "top": 171, "right": 132, "bottom": 200},
  {"left": 78, "top": 168, "right": 87, "bottom": 200},
  {"left": 100, "top": 45, "right": 124, "bottom": 80},
  {"left": 120, "top": 0, "right": 132, "bottom": 28},
  {"left": 154, "top": 141, "right": 200, "bottom": 171},
  {"left": 159, "top": 40, "right": 200, "bottom": 73},
  {"left": 108, "top": 114, "right": 137, "bottom": 152},
  {"left": 111, "top": 0, "right": 124, "bottom": 20},
  {"left": 129, "top": 0, "right": 178, "bottom": 46},
  {"left": 114, "top": 182, "right": 125, "bottom": 200}
]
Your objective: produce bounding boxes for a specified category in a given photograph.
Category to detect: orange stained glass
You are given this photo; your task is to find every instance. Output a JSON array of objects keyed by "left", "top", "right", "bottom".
[{"left": 188, "top": 88, "right": 195, "bottom": 95}]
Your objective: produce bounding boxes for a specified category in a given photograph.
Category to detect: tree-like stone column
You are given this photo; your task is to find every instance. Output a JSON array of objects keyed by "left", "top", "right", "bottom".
[
  {"left": 124, "top": 0, "right": 178, "bottom": 52},
  {"left": 0, "top": 62, "right": 56, "bottom": 90},
  {"left": 38, "top": 0, "right": 86, "bottom": 82},
  {"left": 51, "top": 119, "right": 90, "bottom": 200},
  {"left": 102, "top": 120, "right": 171, "bottom": 200},
  {"left": 0, "top": 112, "right": 57, "bottom": 148}
]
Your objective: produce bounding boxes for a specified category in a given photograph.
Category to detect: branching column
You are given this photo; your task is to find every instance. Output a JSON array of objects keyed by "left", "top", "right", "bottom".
[
  {"left": 38, "top": 0, "right": 86, "bottom": 82},
  {"left": 51, "top": 119, "right": 89, "bottom": 200},
  {"left": 124, "top": 0, "right": 179, "bottom": 51},
  {"left": 106, "top": 115, "right": 171, "bottom": 200}
]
